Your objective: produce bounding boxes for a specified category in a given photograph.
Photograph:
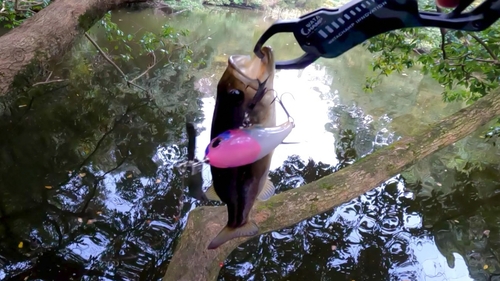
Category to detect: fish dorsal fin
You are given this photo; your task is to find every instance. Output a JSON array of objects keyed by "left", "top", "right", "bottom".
[
  {"left": 205, "top": 184, "right": 221, "bottom": 201},
  {"left": 257, "top": 178, "right": 275, "bottom": 201}
]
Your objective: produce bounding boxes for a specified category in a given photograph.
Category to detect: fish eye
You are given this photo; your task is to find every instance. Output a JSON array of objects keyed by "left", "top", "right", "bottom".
[
  {"left": 228, "top": 89, "right": 242, "bottom": 96},
  {"left": 228, "top": 89, "right": 244, "bottom": 105},
  {"left": 211, "top": 138, "right": 222, "bottom": 148}
]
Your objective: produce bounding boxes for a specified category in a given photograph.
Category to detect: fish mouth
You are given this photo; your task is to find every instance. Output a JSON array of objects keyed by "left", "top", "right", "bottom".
[{"left": 227, "top": 46, "right": 275, "bottom": 92}]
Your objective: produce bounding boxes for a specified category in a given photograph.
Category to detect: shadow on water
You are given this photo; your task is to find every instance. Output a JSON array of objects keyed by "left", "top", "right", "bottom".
[{"left": 1, "top": 6, "right": 500, "bottom": 281}]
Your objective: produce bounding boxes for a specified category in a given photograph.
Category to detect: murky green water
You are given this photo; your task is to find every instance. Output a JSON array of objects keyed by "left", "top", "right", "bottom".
[{"left": 1, "top": 6, "right": 500, "bottom": 281}]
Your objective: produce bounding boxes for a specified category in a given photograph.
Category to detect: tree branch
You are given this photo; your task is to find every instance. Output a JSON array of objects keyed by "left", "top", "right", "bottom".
[
  {"left": 435, "top": 5, "right": 447, "bottom": 60},
  {"left": 129, "top": 52, "right": 157, "bottom": 83},
  {"left": 164, "top": 87, "right": 500, "bottom": 281},
  {"left": 31, "top": 70, "right": 66, "bottom": 86},
  {"left": 469, "top": 33, "right": 499, "bottom": 61},
  {"left": 470, "top": 58, "right": 500, "bottom": 65}
]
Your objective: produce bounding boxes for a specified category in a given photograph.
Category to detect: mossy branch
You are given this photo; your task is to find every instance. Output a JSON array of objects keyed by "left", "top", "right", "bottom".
[{"left": 164, "top": 88, "right": 500, "bottom": 281}]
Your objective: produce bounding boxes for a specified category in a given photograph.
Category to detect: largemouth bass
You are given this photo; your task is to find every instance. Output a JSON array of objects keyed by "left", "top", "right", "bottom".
[{"left": 206, "top": 46, "right": 277, "bottom": 249}]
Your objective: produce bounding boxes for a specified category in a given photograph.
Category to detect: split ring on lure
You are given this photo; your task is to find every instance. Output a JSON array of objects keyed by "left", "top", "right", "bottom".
[{"left": 204, "top": 96, "right": 295, "bottom": 169}]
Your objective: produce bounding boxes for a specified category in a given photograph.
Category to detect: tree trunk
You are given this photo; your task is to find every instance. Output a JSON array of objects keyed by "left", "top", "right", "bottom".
[
  {"left": 164, "top": 88, "right": 500, "bottom": 281},
  {"left": 0, "top": 0, "right": 149, "bottom": 103}
]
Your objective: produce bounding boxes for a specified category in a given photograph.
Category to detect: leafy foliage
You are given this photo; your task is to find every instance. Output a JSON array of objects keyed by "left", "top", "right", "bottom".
[
  {"left": 98, "top": 11, "right": 204, "bottom": 69},
  {"left": 484, "top": 121, "right": 500, "bottom": 146},
  {"left": 0, "top": 0, "right": 50, "bottom": 28},
  {"left": 364, "top": 4, "right": 500, "bottom": 105}
]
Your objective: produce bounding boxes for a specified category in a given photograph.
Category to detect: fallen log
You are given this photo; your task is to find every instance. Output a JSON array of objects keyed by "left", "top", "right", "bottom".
[
  {"left": 164, "top": 88, "right": 500, "bottom": 281},
  {"left": 0, "top": 0, "right": 150, "bottom": 104}
]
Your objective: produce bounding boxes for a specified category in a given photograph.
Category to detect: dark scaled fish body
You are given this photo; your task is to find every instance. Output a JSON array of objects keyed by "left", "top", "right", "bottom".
[
  {"left": 183, "top": 118, "right": 273, "bottom": 203},
  {"left": 207, "top": 46, "right": 277, "bottom": 250}
]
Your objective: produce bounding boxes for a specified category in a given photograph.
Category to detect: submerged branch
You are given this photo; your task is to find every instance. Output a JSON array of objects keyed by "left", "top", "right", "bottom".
[
  {"left": 85, "top": 32, "right": 163, "bottom": 92},
  {"left": 165, "top": 87, "right": 500, "bottom": 281},
  {"left": 129, "top": 52, "right": 157, "bottom": 83},
  {"left": 84, "top": 32, "right": 172, "bottom": 124},
  {"left": 84, "top": 33, "right": 127, "bottom": 78},
  {"left": 32, "top": 71, "right": 66, "bottom": 86}
]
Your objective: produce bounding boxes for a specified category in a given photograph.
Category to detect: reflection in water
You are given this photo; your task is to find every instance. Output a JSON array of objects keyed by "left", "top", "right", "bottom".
[{"left": 1, "top": 6, "right": 500, "bottom": 281}]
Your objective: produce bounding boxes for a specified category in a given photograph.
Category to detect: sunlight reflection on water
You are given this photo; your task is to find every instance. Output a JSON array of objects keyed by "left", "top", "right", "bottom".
[
  {"left": 102, "top": 172, "right": 135, "bottom": 212},
  {"left": 194, "top": 65, "right": 338, "bottom": 174},
  {"left": 67, "top": 235, "right": 107, "bottom": 261}
]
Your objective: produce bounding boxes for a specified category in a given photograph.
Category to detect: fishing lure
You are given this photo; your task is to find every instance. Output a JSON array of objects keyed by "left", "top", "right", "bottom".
[
  {"left": 242, "top": 77, "right": 269, "bottom": 128},
  {"left": 204, "top": 96, "right": 295, "bottom": 169}
]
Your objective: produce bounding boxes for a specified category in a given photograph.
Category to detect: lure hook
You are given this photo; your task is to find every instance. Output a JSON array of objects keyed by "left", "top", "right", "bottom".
[{"left": 272, "top": 93, "right": 295, "bottom": 126}]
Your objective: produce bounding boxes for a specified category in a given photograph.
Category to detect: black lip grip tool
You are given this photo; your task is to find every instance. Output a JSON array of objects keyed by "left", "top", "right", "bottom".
[{"left": 253, "top": 0, "right": 500, "bottom": 70}]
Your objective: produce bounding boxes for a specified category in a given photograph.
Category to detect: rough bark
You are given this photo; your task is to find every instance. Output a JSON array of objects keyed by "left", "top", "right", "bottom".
[
  {"left": 0, "top": 0, "right": 149, "bottom": 99},
  {"left": 164, "top": 88, "right": 500, "bottom": 281}
]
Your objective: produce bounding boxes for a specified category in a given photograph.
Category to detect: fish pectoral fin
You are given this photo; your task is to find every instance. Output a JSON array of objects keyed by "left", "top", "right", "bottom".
[
  {"left": 207, "top": 222, "right": 259, "bottom": 250},
  {"left": 204, "top": 184, "right": 222, "bottom": 201},
  {"left": 257, "top": 178, "right": 275, "bottom": 201}
]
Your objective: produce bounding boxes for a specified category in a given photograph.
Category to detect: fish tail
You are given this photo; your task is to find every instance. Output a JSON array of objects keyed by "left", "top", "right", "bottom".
[{"left": 207, "top": 222, "right": 259, "bottom": 250}]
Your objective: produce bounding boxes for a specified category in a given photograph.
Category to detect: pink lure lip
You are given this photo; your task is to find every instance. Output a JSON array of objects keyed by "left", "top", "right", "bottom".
[{"left": 205, "top": 129, "right": 262, "bottom": 168}]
